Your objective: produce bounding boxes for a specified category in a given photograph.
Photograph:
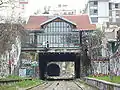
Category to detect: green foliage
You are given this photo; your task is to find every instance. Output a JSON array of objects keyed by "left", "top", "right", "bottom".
[
  {"left": 15, "top": 79, "right": 43, "bottom": 88},
  {"left": 6, "top": 75, "right": 24, "bottom": 79},
  {"left": 0, "top": 75, "right": 24, "bottom": 81},
  {"left": 89, "top": 76, "right": 120, "bottom": 84},
  {"left": 0, "top": 79, "right": 43, "bottom": 90},
  {"left": 0, "top": 86, "right": 16, "bottom": 90},
  {"left": 0, "top": 75, "right": 32, "bottom": 81}
]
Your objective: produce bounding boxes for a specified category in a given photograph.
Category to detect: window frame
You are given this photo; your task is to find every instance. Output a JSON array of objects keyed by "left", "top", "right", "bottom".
[
  {"left": 94, "top": 1, "right": 98, "bottom": 5},
  {"left": 94, "top": 9, "right": 98, "bottom": 14},
  {"left": 115, "top": 3, "right": 118, "bottom": 8}
]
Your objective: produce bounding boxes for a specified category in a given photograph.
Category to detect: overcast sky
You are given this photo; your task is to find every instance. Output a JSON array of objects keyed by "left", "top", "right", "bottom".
[{"left": 24, "top": 0, "right": 87, "bottom": 17}]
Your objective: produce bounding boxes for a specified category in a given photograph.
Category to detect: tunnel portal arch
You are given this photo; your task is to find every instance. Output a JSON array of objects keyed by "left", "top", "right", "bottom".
[
  {"left": 46, "top": 63, "right": 60, "bottom": 76},
  {"left": 39, "top": 52, "right": 80, "bottom": 80}
]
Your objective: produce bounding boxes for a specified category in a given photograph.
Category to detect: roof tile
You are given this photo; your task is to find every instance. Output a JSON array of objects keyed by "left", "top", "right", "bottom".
[{"left": 24, "top": 15, "right": 96, "bottom": 30}]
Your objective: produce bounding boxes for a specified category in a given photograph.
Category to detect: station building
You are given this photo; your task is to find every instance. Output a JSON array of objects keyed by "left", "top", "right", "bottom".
[{"left": 23, "top": 15, "right": 96, "bottom": 79}]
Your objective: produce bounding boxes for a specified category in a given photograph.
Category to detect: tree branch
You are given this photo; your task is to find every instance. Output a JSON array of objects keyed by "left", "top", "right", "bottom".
[{"left": 0, "top": 0, "right": 3, "bottom": 5}]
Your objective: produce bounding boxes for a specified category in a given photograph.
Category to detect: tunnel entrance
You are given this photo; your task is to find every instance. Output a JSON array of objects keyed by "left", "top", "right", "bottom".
[
  {"left": 47, "top": 63, "right": 60, "bottom": 76},
  {"left": 46, "top": 62, "right": 75, "bottom": 79},
  {"left": 39, "top": 52, "right": 80, "bottom": 80}
]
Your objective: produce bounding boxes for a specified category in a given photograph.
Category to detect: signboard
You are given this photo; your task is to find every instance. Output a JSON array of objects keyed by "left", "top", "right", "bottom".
[{"left": 19, "top": 69, "right": 26, "bottom": 77}]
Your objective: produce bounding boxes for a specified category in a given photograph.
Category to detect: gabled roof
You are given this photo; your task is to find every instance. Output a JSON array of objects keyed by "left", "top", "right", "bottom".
[
  {"left": 24, "top": 15, "right": 96, "bottom": 31},
  {"left": 40, "top": 16, "right": 77, "bottom": 27}
]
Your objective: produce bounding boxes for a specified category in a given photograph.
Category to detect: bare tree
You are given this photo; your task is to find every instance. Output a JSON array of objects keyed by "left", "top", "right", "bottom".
[
  {"left": 0, "top": 0, "right": 25, "bottom": 54},
  {"left": 0, "top": 24, "right": 24, "bottom": 53},
  {"left": 0, "top": 0, "right": 26, "bottom": 76},
  {"left": 81, "top": 29, "right": 105, "bottom": 76},
  {"left": 0, "top": 0, "right": 3, "bottom": 5},
  {"left": 0, "top": 0, "right": 15, "bottom": 6},
  {"left": 83, "top": 29, "right": 105, "bottom": 59}
]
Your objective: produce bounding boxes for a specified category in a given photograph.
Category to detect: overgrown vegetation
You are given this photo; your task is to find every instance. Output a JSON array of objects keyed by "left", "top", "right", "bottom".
[
  {"left": 0, "top": 85, "right": 16, "bottom": 90},
  {"left": 89, "top": 76, "right": 120, "bottom": 84},
  {"left": 0, "top": 23, "right": 24, "bottom": 53},
  {"left": 0, "top": 79, "right": 44, "bottom": 90},
  {"left": 0, "top": 75, "right": 23, "bottom": 80},
  {"left": 0, "top": 0, "right": 26, "bottom": 77},
  {"left": 80, "top": 29, "right": 105, "bottom": 76},
  {"left": 15, "top": 79, "right": 43, "bottom": 88},
  {"left": 83, "top": 29, "right": 105, "bottom": 59},
  {"left": 0, "top": 75, "right": 29, "bottom": 80}
]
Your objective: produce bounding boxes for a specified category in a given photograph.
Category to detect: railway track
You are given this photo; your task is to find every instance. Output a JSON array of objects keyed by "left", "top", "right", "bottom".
[
  {"left": 73, "top": 80, "right": 84, "bottom": 90},
  {"left": 29, "top": 80, "right": 84, "bottom": 90}
]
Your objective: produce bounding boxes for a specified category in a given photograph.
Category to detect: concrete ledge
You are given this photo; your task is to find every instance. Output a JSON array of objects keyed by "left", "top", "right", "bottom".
[
  {"left": 83, "top": 77, "right": 120, "bottom": 90},
  {"left": 78, "top": 79, "right": 98, "bottom": 89}
]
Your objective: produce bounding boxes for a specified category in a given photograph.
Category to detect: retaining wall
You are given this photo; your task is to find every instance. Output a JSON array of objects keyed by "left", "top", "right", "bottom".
[{"left": 83, "top": 77, "right": 120, "bottom": 90}]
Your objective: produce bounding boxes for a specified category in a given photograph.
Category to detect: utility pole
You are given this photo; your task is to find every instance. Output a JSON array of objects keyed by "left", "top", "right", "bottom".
[{"left": 79, "top": 31, "right": 82, "bottom": 77}]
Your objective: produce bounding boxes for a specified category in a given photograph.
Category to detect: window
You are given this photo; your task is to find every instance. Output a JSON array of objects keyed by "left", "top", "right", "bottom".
[
  {"left": 109, "top": 3, "right": 112, "bottom": 10},
  {"left": 90, "top": 9, "right": 98, "bottom": 15},
  {"left": 91, "top": 17, "right": 98, "bottom": 23},
  {"left": 109, "top": 11, "right": 112, "bottom": 16},
  {"left": 116, "top": 10, "right": 120, "bottom": 16},
  {"left": 64, "top": 12, "right": 67, "bottom": 15},
  {"left": 40, "top": 20, "right": 79, "bottom": 48},
  {"left": 115, "top": 3, "right": 118, "bottom": 8},
  {"left": 94, "top": 1, "right": 98, "bottom": 5},
  {"left": 94, "top": 9, "right": 98, "bottom": 14},
  {"left": 116, "top": 13, "right": 119, "bottom": 16},
  {"left": 89, "top": 1, "right": 97, "bottom": 6}
]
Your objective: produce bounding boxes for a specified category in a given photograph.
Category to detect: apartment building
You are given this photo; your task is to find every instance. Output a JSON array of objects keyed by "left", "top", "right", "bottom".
[
  {"left": 84, "top": 0, "right": 120, "bottom": 24},
  {"left": 42, "top": 4, "right": 76, "bottom": 15},
  {"left": 50, "top": 4, "right": 76, "bottom": 15}
]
